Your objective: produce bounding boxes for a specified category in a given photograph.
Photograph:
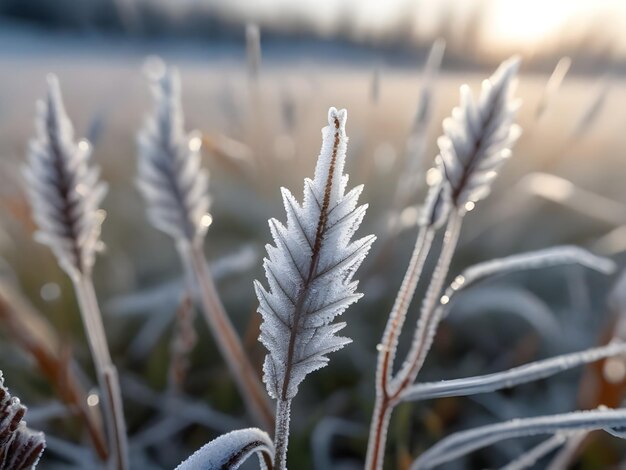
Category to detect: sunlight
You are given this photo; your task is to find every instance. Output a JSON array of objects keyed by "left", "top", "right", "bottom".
[{"left": 484, "top": 0, "right": 572, "bottom": 52}]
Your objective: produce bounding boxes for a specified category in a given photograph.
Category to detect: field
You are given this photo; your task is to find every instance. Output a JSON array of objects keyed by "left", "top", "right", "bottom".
[{"left": 1, "top": 27, "right": 626, "bottom": 469}]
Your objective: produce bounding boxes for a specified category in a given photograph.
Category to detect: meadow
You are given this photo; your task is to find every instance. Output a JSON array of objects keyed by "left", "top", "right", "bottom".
[{"left": 1, "top": 26, "right": 626, "bottom": 469}]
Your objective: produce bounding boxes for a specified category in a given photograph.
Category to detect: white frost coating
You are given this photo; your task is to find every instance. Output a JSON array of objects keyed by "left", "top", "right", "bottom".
[
  {"left": 400, "top": 341, "right": 626, "bottom": 402},
  {"left": 411, "top": 408, "right": 626, "bottom": 469},
  {"left": 137, "top": 68, "right": 211, "bottom": 245},
  {"left": 433, "top": 56, "right": 521, "bottom": 209},
  {"left": 255, "top": 107, "right": 375, "bottom": 401},
  {"left": 0, "top": 371, "right": 46, "bottom": 469},
  {"left": 545, "top": 431, "right": 587, "bottom": 470},
  {"left": 500, "top": 433, "right": 568, "bottom": 470},
  {"left": 24, "top": 75, "right": 108, "bottom": 280},
  {"left": 176, "top": 428, "right": 273, "bottom": 470},
  {"left": 436, "top": 245, "right": 616, "bottom": 322}
]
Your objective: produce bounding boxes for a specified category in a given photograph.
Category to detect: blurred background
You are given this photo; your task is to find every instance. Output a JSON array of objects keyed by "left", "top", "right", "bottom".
[{"left": 1, "top": 0, "right": 626, "bottom": 468}]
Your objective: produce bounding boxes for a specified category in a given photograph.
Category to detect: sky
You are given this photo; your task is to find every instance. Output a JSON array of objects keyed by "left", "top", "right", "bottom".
[{"left": 218, "top": 0, "right": 626, "bottom": 58}]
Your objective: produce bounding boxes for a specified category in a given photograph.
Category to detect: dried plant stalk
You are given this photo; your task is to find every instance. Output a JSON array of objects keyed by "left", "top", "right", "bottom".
[
  {"left": 0, "top": 281, "right": 108, "bottom": 460},
  {"left": 167, "top": 294, "right": 196, "bottom": 393},
  {"left": 24, "top": 76, "right": 128, "bottom": 469},
  {"left": 137, "top": 67, "right": 273, "bottom": 429}
]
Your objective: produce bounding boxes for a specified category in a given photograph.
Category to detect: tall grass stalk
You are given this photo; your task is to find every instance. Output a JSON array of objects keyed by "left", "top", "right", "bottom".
[
  {"left": 137, "top": 68, "right": 273, "bottom": 429},
  {"left": 73, "top": 276, "right": 128, "bottom": 470},
  {"left": 179, "top": 241, "right": 274, "bottom": 429},
  {"left": 24, "top": 76, "right": 128, "bottom": 469}
]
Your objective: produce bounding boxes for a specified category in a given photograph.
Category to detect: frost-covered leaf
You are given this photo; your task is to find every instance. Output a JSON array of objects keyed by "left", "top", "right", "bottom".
[
  {"left": 256, "top": 108, "right": 375, "bottom": 401},
  {"left": 24, "top": 75, "right": 107, "bottom": 280},
  {"left": 0, "top": 372, "right": 46, "bottom": 469},
  {"left": 137, "top": 67, "right": 211, "bottom": 245},
  {"left": 176, "top": 428, "right": 273, "bottom": 470}
]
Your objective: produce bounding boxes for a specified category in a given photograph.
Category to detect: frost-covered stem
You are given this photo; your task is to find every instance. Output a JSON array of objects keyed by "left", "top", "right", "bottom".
[
  {"left": 366, "top": 227, "right": 435, "bottom": 470},
  {"left": 273, "top": 399, "right": 291, "bottom": 470},
  {"left": 73, "top": 276, "right": 128, "bottom": 470},
  {"left": 546, "top": 431, "right": 587, "bottom": 470},
  {"left": 365, "top": 395, "right": 394, "bottom": 470},
  {"left": 501, "top": 433, "right": 567, "bottom": 470},
  {"left": 379, "top": 227, "right": 435, "bottom": 390},
  {"left": 367, "top": 212, "right": 462, "bottom": 469},
  {"left": 181, "top": 242, "right": 274, "bottom": 430},
  {"left": 393, "top": 210, "right": 464, "bottom": 394}
]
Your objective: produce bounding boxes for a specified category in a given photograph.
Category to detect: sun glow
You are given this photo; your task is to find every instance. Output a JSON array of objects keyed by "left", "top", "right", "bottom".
[{"left": 484, "top": 0, "right": 572, "bottom": 52}]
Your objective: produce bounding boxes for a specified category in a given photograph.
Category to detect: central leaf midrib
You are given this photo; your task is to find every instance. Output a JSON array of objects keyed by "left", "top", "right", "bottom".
[{"left": 280, "top": 117, "right": 341, "bottom": 401}]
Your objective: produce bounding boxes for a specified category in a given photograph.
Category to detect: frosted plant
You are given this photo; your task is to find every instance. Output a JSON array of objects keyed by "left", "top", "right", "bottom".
[
  {"left": 137, "top": 67, "right": 273, "bottom": 429},
  {"left": 176, "top": 428, "right": 273, "bottom": 470},
  {"left": 23, "top": 76, "right": 107, "bottom": 280},
  {"left": 24, "top": 75, "right": 128, "bottom": 469},
  {"left": 177, "top": 107, "right": 374, "bottom": 470},
  {"left": 434, "top": 56, "right": 521, "bottom": 210},
  {"left": 501, "top": 433, "right": 570, "bottom": 470},
  {"left": 256, "top": 106, "right": 374, "bottom": 468},
  {"left": 400, "top": 341, "right": 626, "bottom": 402},
  {"left": 366, "top": 57, "right": 522, "bottom": 470},
  {"left": 0, "top": 371, "right": 45, "bottom": 469},
  {"left": 412, "top": 408, "right": 626, "bottom": 469},
  {"left": 137, "top": 67, "right": 210, "bottom": 245},
  {"left": 365, "top": 57, "right": 626, "bottom": 469}
]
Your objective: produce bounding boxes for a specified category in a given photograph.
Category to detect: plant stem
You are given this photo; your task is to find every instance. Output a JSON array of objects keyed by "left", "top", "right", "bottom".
[
  {"left": 273, "top": 399, "right": 292, "bottom": 470},
  {"left": 73, "top": 276, "right": 128, "bottom": 470},
  {"left": 365, "top": 394, "right": 394, "bottom": 470},
  {"left": 377, "top": 227, "right": 435, "bottom": 393},
  {"left": 393, "top": 210, "right": 463, "bottom": 393},
  {"left": 180, "top": 242, "right": 274, "bottom": 430},
  {"left": 366, "top": 226, "right": 434, "bottom": 470},
  {"left": 366, "top": 211, "right": 464, "bottom": 470}
]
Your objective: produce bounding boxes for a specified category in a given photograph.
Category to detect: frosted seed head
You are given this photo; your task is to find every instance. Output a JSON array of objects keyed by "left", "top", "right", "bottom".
[
  {"left": 25, "top": 76, "right": 106, "bottom": 279},
  {"left": 137, "top": 66, "right": 211, "bottom": 244},
  {"left": 436, "top": 57, "right": 521, "bottom": 210}
]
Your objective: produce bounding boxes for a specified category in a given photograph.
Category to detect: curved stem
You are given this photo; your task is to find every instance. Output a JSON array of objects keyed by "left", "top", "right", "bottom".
[
  {"left": 365, "top": 395, "right": 394, "bottom": 470},
  {"left": 273, "top": 399, "right": 292, "bottom": 470},
  {"left": 181, "top": 242, "right": 274, "bottom": 431},
  {"left": 366, "top": 211, "right": 464, "bottom": 470},
  {"left": 366, "top": 227, "right": 434, "bottom": 470},
  {"left": 377, "top": 227, "right": 435, "bottom": 395},
  {"left": 73, "top": 276, "right": 128, "bottom": 470},
  {"left": 392, "top": 211, "right": 464, "bottom": 396}
]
